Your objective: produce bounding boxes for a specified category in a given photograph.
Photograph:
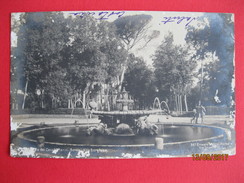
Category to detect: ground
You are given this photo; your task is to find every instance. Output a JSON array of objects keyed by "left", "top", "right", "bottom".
[{"left": 11, "top": 114, "right": 234, "bottom": 126}]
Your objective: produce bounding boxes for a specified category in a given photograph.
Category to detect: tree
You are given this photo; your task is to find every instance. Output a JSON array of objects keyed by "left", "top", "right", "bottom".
[
  {"left": 153, "top": 33, "right": 197, "bottom": 112},
  {"left": 11, "top": 13, "right": 29, "bottom": 110},
  {"left": 64, "top": 17, "right": 127, "bottom": 109},
  {"left": 22, "top": 12, "right": 72, "bottom": 108},
  {"left": 113, "top": 15, "right": 160, "bottom": 91},
  {"left": 185, "top": 13, "right": 234, "bottom": 106},
  {"left": 124, "top": 54, "right": 156, "bottom": 109},
  {"left": 13, "top": 12, "right": 126, "bottom": 110}
]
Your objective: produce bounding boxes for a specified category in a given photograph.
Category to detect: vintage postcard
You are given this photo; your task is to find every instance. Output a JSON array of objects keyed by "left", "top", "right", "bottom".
[{"left": 10, "top": 11, "right": 235, "bottom": 159}]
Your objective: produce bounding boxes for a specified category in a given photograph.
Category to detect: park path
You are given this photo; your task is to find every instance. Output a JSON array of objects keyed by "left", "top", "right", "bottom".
[{"left": 11, "top": 114, "right": 231, "bottom": 125}]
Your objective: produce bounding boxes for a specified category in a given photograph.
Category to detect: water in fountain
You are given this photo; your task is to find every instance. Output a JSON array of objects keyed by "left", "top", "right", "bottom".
[
  {"left": 153, "top": 97, "right": 161, "bottom": 110},
  {"left": 88, "top": 89, "right": 163, "bottom": 136}
]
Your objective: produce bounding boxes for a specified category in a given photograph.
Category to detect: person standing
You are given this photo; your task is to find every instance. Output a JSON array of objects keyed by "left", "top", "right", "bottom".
[
  {"left": 191, "top": 109, "right": 197, "bottom": 123},
  {"left": 196, "top": 102, "right": 206, "bottom": 124}
]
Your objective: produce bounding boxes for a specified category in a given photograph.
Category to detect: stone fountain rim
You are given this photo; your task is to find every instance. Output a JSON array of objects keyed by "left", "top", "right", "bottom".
[{"left": 16, "top": 123, "right": 230, "bottom": 148}]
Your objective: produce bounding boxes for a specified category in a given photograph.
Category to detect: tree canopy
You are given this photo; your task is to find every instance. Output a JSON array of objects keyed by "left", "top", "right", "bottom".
[
  {"left": 113, "top": 14, "right": 159, "bottom": 91},
  {"left": 124, "top": 54, "right": 156, "bottom": 108},
  {"left": 114, "top": 14, "right": 153, "bottom": 50},
  {"left": 11, "top": 12, "right": 234, "bottom": 112},
  {"left": 153, "top": 33, "right": 197, "bottom": 111},
  {"left": 14, "top": 12, "right": 127, "bottom": 108},
  {"left": 185, "top": 13, "right": 234, "bottom": 106},
  {"left": 153, "top": 33, "right": 197, "bottom": 98}
]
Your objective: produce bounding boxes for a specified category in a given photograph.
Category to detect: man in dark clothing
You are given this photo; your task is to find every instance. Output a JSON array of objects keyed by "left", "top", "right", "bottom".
[{"left": 196, "top": 102, "right": 206, "bottom": 124}]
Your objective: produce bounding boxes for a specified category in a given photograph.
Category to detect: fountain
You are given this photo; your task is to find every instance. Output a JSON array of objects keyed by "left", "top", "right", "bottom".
[
  {"left": 88, "top": 88, "right": 161, "bottom": 136},
  {"left": 11, "top": 89, "right": 235, "bottom": 158}
]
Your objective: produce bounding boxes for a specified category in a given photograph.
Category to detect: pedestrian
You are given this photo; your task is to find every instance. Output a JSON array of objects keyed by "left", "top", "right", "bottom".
[
  {"left": 196, "top": 102, "right": 206, "bottom": 123},
  {"left": 191, "top": 109, "right": 197, "bottom": 123}
]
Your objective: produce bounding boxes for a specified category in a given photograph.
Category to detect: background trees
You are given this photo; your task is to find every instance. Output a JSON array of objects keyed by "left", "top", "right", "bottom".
[
  {"left": 14, "top": 12, "right": 126, "bottom": 109},
  {"left": 124, "top": 54, "right": 156, "bottom": 109},
  {"left": 153, "top": 33, "right": 197, "bottom": 112},
  {"left": 185, "top": 13, "right": 234, "bottom": 106},
  {"left": 11, "top": 12, "right": 234, "bottom": 113},
  {"left": 113, "top": 15, "right": 159, "bottom": 91},
  {"left": 23, "top": 13, "right": 70, "bottom": 108}
]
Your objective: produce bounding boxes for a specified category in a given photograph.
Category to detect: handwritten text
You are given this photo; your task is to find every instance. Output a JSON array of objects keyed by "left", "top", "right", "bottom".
[
  {"left": 70, "top": 11, "right": 125, "bottom": 20},
  {"left": 161, "top": 16, "right": 196, "bottom": 27}
]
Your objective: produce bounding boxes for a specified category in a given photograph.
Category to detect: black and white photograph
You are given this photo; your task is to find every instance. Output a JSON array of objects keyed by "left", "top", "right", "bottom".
[{"left": 10, "top": 11, "right": 235, "bottom": 159}]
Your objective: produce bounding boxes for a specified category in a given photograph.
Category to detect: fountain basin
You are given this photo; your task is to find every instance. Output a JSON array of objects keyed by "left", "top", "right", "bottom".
[
  {"left": 11, "top": 123, "right": 235, "bottom": 158},
  {"left": 16, "top": 124, "right": 230, "bottom": 147}
]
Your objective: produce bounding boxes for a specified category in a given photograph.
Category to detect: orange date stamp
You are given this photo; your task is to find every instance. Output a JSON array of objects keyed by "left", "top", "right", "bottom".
[{"left": 192, "top": 154, "right": 229, "bottom": 161}]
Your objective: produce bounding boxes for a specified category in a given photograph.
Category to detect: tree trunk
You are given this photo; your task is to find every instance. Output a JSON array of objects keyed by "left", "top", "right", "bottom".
[
  {"left": 118, "top": 52, "right": 130, "bottom": 92},
  {"left": 175, "top": 95, "right": 178, "bottom": 112},
  {"left": 178, "top": 95, "right": 181, "bottom": 114},
  {"left": 178, "top": 95, "right": 180, "bottom": 114},
  {"left": 118, "top": 65, "right": 126, "bottom": 92},
  {"left": 41, "top": 90, "right": 44, "bottom": 108},
  {"left": 106, "top": 86, "right": 110, "bottom": 111},
  {"left": 82, "top": 91, "right": 86, "bottom": 109},
  {"left": 22, "top": 79, "right": 28, "bottom": 109},
  {"left": 179, "top": 95, "right": 182, "bottom": 114},
  {"left": 68, "top": 99, "right": 70, "bottom": 109},
  {"left": 184, "top": 94, "right": 188, "bottom": 112},
  {"left": 71, "top": 98, "right": 74, "bottom": 109},
  {"left": 178, "top": 95, "right": 180, "bottom": 113}
]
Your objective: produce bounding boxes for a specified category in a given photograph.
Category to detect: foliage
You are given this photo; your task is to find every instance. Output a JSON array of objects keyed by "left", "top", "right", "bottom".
[
  {"left": 124, "top": 54, "right": 156, "bottom": 108},
  {"left": 114, "top": 14, "right": 153, "bottom": 50},
  {"left": 113, "top": 15, "right": 159, "bottom": 91},
  {"left": 153, "top": 33, "right": 197, "bottom": 102},
  {"left": 14, "top": 12, "right": 127, "bottom": 108},
  {"left": 185, "top": 13, "right": 234, "bottom": 106}
]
